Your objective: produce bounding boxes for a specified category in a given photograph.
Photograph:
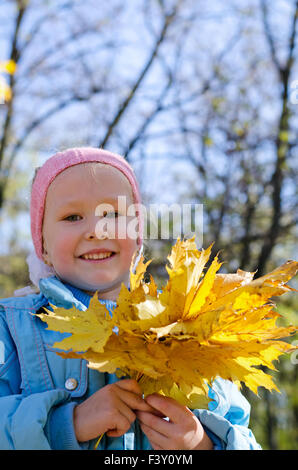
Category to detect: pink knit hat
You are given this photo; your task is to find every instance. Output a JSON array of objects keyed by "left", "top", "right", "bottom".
[{"left": 30, "top": 147, "right": 144, "bottom": 261}]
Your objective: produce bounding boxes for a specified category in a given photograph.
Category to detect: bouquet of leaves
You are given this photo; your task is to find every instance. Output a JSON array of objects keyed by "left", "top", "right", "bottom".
[{"left": 37, "top": 237, "right": 298, "bottom": 410}]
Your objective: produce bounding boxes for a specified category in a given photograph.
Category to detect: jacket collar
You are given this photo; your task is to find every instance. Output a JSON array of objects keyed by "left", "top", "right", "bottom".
[{"left": 39, "top": 276, "right": 117, "bottom": 312}]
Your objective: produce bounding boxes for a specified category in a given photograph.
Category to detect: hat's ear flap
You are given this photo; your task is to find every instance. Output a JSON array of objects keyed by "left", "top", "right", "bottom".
[{"left": 26, "top": 250, "right": 56, "bottom": 288}]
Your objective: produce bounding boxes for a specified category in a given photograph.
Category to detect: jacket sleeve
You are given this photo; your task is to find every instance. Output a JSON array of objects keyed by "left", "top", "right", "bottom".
[
  {"left": 193, "top": 379, "right": 262, "bottom": 450},
  {"left": 0, "top": 305, "right": 82, "bottom": 450}
]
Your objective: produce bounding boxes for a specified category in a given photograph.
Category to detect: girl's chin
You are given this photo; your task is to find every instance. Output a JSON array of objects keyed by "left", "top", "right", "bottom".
[{"left": 65, "top": 275, "right": 128, "bottom": 298}]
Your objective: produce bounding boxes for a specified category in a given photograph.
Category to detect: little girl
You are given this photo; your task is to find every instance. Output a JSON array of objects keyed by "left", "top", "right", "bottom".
[{"left": 0, "top": 147, "right": 261, "bottom": 450}]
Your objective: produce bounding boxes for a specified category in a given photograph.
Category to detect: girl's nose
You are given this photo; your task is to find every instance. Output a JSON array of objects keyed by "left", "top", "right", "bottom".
[
  {"left": 85, "top": 231, "right": 96, "bottom": 240},
  {"left": 84, "top": 217, "right": 107, "bottom": 240},
  {"left": 84, "top": 230, "right": 108, "bottom": 241}
]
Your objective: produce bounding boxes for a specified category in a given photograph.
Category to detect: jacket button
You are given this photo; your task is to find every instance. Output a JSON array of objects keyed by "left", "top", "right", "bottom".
[{"left": 65, "top": 378, "right": 78, "bottom": 391}]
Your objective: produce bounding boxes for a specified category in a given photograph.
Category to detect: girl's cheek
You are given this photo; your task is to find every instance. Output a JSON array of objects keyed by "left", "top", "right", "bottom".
[
  {"left": 95, "top": 216, "right": 138, "bottom": 241},
  {"left": 54, "top": 233, "right": 76, "bottom": 258},
  {"left": 116, "top": 216, "right": 139, "bottom": 242}
]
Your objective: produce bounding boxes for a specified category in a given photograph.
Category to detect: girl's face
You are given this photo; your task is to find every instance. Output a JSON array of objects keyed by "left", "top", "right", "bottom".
[{"left": 42, "top": 163, "right": 139, "bottom": 300}]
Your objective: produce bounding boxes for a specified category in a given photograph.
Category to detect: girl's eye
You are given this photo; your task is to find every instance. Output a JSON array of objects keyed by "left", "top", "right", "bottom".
[
  {"left": 104, "top": 211, "right": 119, "bottom": 218},
  {"left": 64, "top": 214, "right": 82, "bottom": 222}
]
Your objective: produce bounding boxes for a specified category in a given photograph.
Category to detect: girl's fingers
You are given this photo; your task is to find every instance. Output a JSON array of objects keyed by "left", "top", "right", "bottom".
[
  {"left": 114, "top": 381, "right": 158, "bottom": 413},
  {"left": 118, "top": 400, "right": 137, "bottom": 424},
  {"left": 106, "top": 412, "right": 133, "bottom": 437},
  {"left": 136, "top": 410, "right": 171, "bottom": 437},
  {"left": 139, "top": 422, "right": 169, "bottom": 449},
  {"left": 106, "top": 410, "right": 133, "bottom": 437},
  {"left": 105, "top": 402, "right": 136, "bottom": 437},
  {"left": 146, "top": 408, "right": 165, "bottom": 418},
  {"left": 115, "top": 378, "right": 142, "bottom": 395},
  {"left": 122, "top": 389, "right": 157, "bottom": 413},
  {"left": 151, "top": 442, "right": 163, "bottom": 451},
  {"left": 145, "top": 394, "right": 192, "bottom": 424}
]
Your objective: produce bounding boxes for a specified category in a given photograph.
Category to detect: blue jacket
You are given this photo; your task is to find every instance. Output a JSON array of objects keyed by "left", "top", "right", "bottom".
[{"left": 0, "top": 276, "right": 261, "bottom": 450}]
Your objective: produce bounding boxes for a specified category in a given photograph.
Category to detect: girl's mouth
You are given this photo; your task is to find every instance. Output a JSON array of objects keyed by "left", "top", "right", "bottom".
[{"left": 79, "top": 252, "right": 117, "bottom": 262}]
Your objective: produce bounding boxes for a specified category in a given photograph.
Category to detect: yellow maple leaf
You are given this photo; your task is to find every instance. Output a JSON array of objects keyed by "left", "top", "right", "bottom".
[
  {"left": 37, "top": 236, "right": 298, "bottom": 409},
  {"left": 0, "top": 77, "right": 12, "bottom": 102},
  {"left": 36, "top": 294, "right": 113, "bottom": 353},
  {"left": 0, "top": 60, "right": 17, "bottom": 74},
  {"left": 0, "top": 60, "right": 17, "bottom": 103}
]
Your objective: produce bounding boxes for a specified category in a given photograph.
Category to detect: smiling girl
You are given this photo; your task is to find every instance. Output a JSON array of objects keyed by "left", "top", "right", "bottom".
[{"left": 0, "top": 147, "right": 261, "bottom": 450}]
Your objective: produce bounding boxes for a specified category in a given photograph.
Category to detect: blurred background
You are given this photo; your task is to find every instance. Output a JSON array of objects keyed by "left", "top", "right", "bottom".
[{"left": 0, "top": 0, "right": 297, "bottom": 449}]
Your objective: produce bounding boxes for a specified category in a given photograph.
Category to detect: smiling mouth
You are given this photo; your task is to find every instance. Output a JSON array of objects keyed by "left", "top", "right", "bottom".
[{"left": 79, "top": 252, "right": 116, "bottom": 261}]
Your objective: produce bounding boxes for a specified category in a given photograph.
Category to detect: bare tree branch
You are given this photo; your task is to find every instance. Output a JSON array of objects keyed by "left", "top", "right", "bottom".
[
  {"left": 0, "top": 0, "right": 28, "bottom": 206},
  {"left": 3, "top": 86, "right": 104, "bottom": 184},
  {"left": 98, "top": 3, "right": 180, "bottom": 148},
  {"left": 255, "top": 0, "right": 298, "bottom": 276},
  {"left": 260, "top": 0, "right": 282, "bottom": 74}
]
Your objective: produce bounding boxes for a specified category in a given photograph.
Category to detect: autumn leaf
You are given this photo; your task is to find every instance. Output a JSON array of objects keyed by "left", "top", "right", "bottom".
[
  {"left": 0, "top": 60, "right": 17, "bottom": 103},
  {"left": 37, "top": 236, "right": 298, "bottom": 409},
  {"left": 0, "top": 78, "right": 12, "bottom": 102},
  {"left": 129, "top": 250, "right": 152, "bottom": 290},
  {"left": 36, "top": 294, "right": 113, "bottom": 353},
  {"left": 184, "top": 253, "right": 223, "bottom": 319},
  {"left": 0, "top": 60, "right": 17, "bottom": 74}
]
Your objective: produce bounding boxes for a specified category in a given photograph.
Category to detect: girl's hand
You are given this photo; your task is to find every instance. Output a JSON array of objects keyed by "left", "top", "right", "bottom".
[
  {"left": 73, "top": 379, "right": 156, "bottom": 442},
  {"left": 136, "top": 394, "right": 214, "bottom": 450}
]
